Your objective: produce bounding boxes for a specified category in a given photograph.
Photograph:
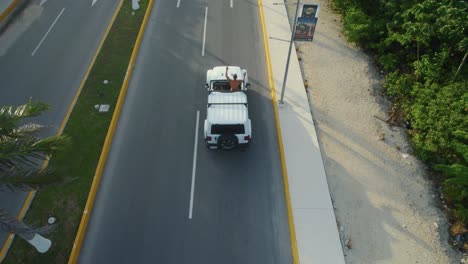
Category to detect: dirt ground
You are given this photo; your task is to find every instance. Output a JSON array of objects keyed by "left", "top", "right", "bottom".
[{"left": 283, "top": 0, "right": 463, "bottom": 263}]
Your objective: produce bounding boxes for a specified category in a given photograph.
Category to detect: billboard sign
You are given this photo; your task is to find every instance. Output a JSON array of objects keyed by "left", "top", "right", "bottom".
[{"left": 294, "top": 4, "right": 320, "bottom": 41}]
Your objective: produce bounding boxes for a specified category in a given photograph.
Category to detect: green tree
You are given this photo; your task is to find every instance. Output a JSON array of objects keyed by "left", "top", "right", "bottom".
[
  {"left": 331, "top": 0, "right": 468, "bottom": 224},
  {"left": 435, "top": 131, "right": 468, "bottom": 224}
]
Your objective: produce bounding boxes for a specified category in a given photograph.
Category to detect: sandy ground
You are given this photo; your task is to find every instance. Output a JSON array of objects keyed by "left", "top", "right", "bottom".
[{"left": 283, "top": 0, "right": 463, "bottom": 263}]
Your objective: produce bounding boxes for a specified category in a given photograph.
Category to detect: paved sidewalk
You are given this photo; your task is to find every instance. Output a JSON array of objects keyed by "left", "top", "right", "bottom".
[{"left": 262, "top": 1, "right": 345, "bottom": 263}]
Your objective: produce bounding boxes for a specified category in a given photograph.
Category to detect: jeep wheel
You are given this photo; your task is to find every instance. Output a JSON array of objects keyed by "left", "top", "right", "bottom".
[{"left": 217, "top": 134, "right": 238, "bottom": 150}]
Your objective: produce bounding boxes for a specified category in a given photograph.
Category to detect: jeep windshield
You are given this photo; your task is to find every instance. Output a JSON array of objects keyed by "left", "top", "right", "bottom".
[{"left": 211, "top": 124, "right": 245, "bottom": 134}]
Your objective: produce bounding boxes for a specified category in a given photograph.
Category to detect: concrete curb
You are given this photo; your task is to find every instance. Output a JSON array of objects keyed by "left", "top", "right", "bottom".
[
  {"left": 0, "top": 0, "right": 28, "bottom": 32},
  {"left": 67, "top": 0, "right": 155, "bottom": 263},
  {"left": 0, "top": 0, "right": 20, "bottom": 21}
]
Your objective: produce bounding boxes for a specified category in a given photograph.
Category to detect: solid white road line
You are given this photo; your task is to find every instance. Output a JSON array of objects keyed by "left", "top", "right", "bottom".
[
  {"left": 176, "top": 0, "right": 181, "bottom": 8},
  {"left": 40, "top": 0, "right": 48, "bottom": 6},
  {"left": 32, "top": 8, "right": 65, "bottom": 56},
  {"left": 188, "top": 110, "right": 200, "bottom": 219},
  {"left": 230, "top": 0, "right": 233, "bottom": 8},
  {"left": 92, "top": 0, "right": 98, "bottom": 7},
  {"left": 202, "top": 7, "right": 208, "bottom": 56}
]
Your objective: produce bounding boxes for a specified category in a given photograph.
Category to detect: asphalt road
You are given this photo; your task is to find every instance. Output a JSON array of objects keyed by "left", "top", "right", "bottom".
[
  {"left": 79, "top": 0, "right": 293, "bottom": 263},
  {"left": 0, "top": 0, "right": 121, "bottom": 247}
]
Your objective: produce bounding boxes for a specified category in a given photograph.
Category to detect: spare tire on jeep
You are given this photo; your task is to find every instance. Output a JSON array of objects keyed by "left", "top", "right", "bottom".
[{"left": 217, "top": 134, "right": 238, "bottom": 150}]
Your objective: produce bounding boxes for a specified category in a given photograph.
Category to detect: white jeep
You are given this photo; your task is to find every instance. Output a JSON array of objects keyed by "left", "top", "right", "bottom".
[{"left": 204, "top": 66, "right": 252, "bottom": 150}]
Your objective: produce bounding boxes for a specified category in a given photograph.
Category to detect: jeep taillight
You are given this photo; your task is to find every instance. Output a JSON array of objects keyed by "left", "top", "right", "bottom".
[
  {"left": 206, "top": 136, "right": 212, "bottom": 141},
  {"left": 244, "top": 135, "right": 250, "bottom": 140}
]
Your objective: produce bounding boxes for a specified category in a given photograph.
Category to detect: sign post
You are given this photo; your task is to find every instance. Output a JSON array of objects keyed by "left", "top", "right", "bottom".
[
  {"left": 277, "top": 0, "right": 301, "bottom": 105},
  {"left": 277, "top": 2, "right": 320, "bottom": 104}
]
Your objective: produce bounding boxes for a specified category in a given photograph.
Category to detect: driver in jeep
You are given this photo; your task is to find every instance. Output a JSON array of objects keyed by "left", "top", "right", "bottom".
[{"left": 226, "top": 66, "right": 244, "bottom": 91}]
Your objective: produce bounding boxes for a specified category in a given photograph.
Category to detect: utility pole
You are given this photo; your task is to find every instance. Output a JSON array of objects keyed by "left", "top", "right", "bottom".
[{"left": 274, "top": 0, "right": 301, "bottom": 105}]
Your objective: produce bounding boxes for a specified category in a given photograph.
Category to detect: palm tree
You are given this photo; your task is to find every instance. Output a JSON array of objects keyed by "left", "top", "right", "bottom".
[{"left": 0, "top": 100, "right": 69, "bottom": 252}]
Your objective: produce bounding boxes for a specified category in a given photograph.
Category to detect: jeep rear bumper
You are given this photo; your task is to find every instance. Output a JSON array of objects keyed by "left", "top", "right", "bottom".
[{"left": 205, "top": 142, "right": 250, "bottom": 150}]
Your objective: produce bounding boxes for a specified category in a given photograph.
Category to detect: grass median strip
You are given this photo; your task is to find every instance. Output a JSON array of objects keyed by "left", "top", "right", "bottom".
[{"left": 4, "top": 1, "right": 149, "bottom": 263}]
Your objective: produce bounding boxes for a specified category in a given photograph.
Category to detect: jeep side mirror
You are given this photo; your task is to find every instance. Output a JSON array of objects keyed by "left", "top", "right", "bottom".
[
  {"left": 205, "top": 83, "right": 209, "bottom": 90},
  {"left": 245, "top": 83, "right": 250, "bottom": 88}
]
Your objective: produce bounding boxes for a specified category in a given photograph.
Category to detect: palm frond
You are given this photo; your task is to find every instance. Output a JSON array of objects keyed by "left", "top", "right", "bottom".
[
  {"left": 16, "top": 123, "right": 45, "bottom": 136},
  {"left": 0, "top": 137, "right": 49, "bottom": 169},
  {"left": 0, "top": 135, "right": 70, "bottom": 169},
  {"left": 31, "top": 135, "right": 71, "bottom": 154},
  {"left": 0, "top": 167, "right": 61, "bottom": 191},
  {"left": 0, "top": 208, "right": 56, "bottom": 235},
  {"left": 0, "top": 100, "right": 49, "bottom": 119},
  {"left": 0, "top": 100, "right": 50, "bottom": 139}
]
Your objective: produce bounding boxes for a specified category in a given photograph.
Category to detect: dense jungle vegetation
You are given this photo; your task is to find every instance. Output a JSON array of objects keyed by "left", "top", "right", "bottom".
[{"left": 329, "top": 0, "right": 467, "bottom": 225}]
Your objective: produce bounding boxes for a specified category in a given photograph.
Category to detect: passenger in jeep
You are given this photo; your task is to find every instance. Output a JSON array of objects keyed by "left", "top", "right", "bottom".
[{"left": 226, "top": 66, "right": 243, "bottom": 91}]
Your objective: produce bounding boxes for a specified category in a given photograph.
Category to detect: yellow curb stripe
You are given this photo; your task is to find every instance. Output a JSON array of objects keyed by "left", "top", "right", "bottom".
[
  {"left": 0, "top": 0, "right": 20, "bottom": 22},
  {"left": 67, "top": 0, "right": 154, "bottom": 263},
  {"left": 0, "top": 0, "right": 127, "bottom": 260},
  {"left": 258, "top": 1, "right": 299, "bottom": 263}
]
